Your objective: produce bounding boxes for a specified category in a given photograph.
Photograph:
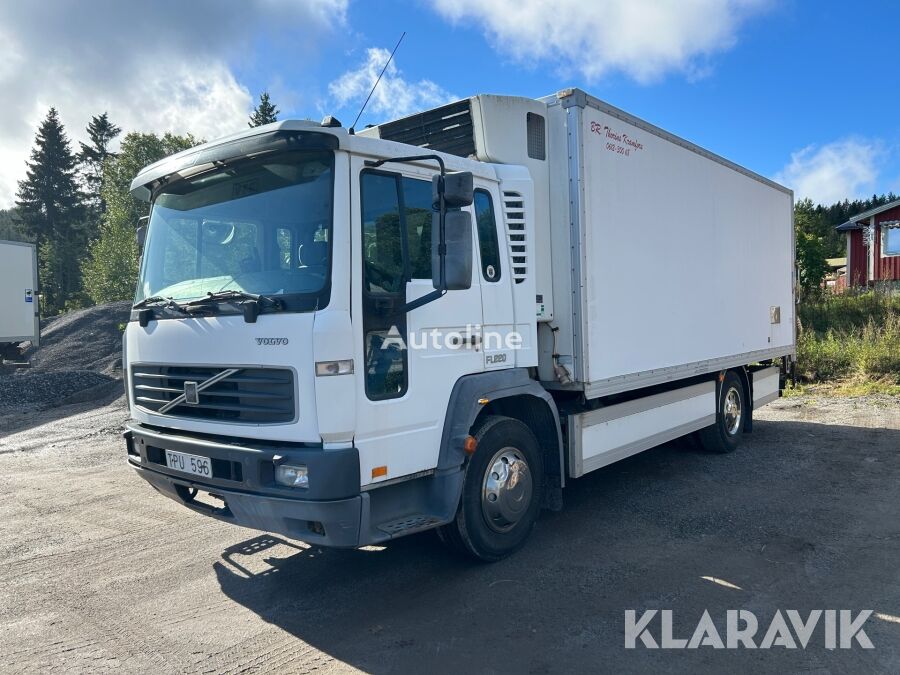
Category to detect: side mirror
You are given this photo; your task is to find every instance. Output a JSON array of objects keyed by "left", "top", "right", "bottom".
[
  {"left": 136, "top": 224, "right": 147, "bottom": 251},
  {"left": 432, "top": 171, "right": 473, "bottom": 209},
  {"left": 432, "top": 210, "right": 472, "bottom": 291}
]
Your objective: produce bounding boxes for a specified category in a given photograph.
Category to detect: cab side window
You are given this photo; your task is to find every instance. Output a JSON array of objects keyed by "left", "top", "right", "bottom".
[
  {"left": 401, "top": 177, "right": 433, "bottom": 280},
  {"left": 474, "top": 189, "right": 502, "bottom": 282},
  {"left": 360, "top": 171, "right": 434, "bottom": 400},
  {"left": 360, "top": 171, "right": 407, "bottom": 399},
  {"left": 361, "top": 172, "right": 405, "bottom": 294}
]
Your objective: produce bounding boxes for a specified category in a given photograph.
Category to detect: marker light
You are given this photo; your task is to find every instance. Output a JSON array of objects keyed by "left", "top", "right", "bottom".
[
  {"left": 315, "top": 360, "right": 354, "bottom": 376},
  {"left": 275, "top": 463, "right": 309, "bottom": 489}
]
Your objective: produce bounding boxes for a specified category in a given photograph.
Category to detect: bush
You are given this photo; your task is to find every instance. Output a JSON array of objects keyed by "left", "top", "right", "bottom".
[{"left": 797, "top": 297, "right": 900, "bottom": 383}]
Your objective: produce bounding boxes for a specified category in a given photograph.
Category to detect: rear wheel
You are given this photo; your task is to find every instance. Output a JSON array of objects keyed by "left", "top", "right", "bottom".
[
  {"left": 438, "top": 416, "right": 544, "bottom": 561},
  {"left": 698, "top": 371, "right": 745, "bottom": 454}
]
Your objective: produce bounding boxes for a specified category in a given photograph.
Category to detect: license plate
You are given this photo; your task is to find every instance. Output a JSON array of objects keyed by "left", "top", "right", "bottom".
[{"left": 165, "top": 449, "right": 212, "bottom": 479}]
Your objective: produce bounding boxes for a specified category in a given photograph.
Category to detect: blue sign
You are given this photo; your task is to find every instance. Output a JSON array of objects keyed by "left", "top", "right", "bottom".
[{"left": 25, "top": 289, "right": 33, "bottom": 303}]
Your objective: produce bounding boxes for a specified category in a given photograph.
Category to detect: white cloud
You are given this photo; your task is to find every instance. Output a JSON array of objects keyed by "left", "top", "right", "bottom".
[
  {"left": 774, "top": 139, "right": 883, "bottom": 204},
  {"left": 0, "top": 0, "right": 347, "bottom": 208},
  {"left": 329, "top": 48, "right": 456, "bottom": 124},
  {"left": 430, "top": 0, "right": 770, "bottom": 84}
]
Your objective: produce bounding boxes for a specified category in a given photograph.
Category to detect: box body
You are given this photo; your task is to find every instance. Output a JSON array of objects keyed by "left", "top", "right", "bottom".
[
  {"left": 540, "top": 91, "right": 794, "bottom": 396},
  {"left": 0, "top": 240, "right": 39, "bottom": 345}
]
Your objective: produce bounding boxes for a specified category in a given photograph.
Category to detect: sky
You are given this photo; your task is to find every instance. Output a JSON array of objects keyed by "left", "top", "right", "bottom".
[{"left": 1, "top": 0, "right": 899, "bottom": 209}]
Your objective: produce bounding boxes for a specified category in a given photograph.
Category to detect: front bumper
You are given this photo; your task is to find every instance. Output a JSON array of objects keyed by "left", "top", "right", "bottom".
[{"left": 125, "top": 422, "right": 363, "bottom": 547}]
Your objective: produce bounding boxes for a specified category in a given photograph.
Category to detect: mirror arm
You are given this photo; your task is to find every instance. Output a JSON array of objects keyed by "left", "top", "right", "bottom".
[
  {"left": 399, "top": 288, "right": 446, "bottom": 314},
  {"left": 136, "top": 214, "right": 150, "bottom": 252},
  {"left": 438, "top": 180, "right": 447, "bottom": 293}
]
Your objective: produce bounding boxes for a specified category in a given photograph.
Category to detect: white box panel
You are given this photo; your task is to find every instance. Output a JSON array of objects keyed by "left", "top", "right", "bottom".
[
  {"left": 753, "top": 366, "right": 780, "bottom": 408},
  {"left": 542, "top": 91, "right": 795, "bottom": 397},
  {"left": 0, "top": 241, "right": 39, "bottom": 344},
  {"left": 568, "top": 381, "right": 715, "bottom": 478}
]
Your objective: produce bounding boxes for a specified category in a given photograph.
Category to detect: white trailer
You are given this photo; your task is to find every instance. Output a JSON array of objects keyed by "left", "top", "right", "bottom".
[
  {"left": 122, "top": 88, "right": 794, "bottom": 561},
  {"left": 0, "top": 240, "right": 39, "bottom": 357}
]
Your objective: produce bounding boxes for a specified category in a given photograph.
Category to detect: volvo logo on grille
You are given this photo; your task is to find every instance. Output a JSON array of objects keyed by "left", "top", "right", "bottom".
[
  {"left": 255, "top": 337, "right": 289, "bottom": 345},
  {"left": 184, "top": 381, "right": 200, "bottom": 405},
  {"left": 157, "top": 368, "right": 241, "bottom": 415}
]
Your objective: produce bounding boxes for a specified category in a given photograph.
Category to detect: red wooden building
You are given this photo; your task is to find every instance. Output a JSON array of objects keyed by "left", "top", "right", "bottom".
[{"left": 836, "top": 199, "right": 900, "bottom": 288}]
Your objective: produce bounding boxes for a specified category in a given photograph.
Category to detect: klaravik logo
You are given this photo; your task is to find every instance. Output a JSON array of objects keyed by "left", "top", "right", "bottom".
[
  {"left": 255, "top": 337, "right": 289, "bottom": 346},
  {"left": 625, "top": 609, "right": 874, "bottom": 649}
]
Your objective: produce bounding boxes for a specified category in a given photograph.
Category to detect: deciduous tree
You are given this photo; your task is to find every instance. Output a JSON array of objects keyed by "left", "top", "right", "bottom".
[
  {"left": 794, "top": 198, "right": 830, "bottom": 299},
  {"left": 82, "top": 132, "right": 197, "bottom": 303}
]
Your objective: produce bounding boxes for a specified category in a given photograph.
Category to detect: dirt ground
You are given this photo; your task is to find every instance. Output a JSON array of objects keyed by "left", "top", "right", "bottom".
[{"left": 1, "top": 393, "right": 899, "bottom": 674}]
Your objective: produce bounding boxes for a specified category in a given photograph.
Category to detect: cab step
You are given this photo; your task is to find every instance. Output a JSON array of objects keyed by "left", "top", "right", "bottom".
[{"left": 378, "top": 515, "right": 443, "bottom": 537}]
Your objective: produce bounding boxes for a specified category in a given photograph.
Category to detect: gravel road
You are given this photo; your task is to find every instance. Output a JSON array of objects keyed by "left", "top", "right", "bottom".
[{"left": 1, "top": 394, "right": 899, "bottom": 673}]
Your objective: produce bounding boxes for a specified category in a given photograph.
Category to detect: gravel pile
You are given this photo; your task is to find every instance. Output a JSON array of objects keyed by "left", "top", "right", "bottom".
[
  {"left": 0, "top": 370, "right": 117, "bottom": 413},
  {"left": 1, "top": 301, "right": 131, "bottom": 414},
  {"left": 24, "top": 301, "right": 132, "bottom": 375}
]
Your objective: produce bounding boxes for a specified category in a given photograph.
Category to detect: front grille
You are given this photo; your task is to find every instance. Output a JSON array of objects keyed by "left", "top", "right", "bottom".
[{"left": 131, "top": 365, "right": 295, "bottom": 424}]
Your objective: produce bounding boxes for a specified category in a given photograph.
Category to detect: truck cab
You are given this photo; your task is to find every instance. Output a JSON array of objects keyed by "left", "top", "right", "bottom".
[{"left": 124, "top": 116, "right": 554, "bottom": 560}]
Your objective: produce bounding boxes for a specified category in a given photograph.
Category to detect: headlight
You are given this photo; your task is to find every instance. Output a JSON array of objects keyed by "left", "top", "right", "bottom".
[{"left": 275, "top": 463, "right": 309, "bottom": 489}]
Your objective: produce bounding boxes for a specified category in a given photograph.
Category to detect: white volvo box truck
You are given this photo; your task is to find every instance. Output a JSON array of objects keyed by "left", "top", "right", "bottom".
[
  {"left": 123, "top": 88, "right": 794, "bottom": 560},
  {"left": 0, "top": 240, "right": 39, "bottom": 359}
]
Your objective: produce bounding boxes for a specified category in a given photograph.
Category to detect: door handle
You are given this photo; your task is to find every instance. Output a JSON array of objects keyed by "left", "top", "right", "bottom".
[{"left": 450, "top": 334, "right": 481, "bottom": 349}]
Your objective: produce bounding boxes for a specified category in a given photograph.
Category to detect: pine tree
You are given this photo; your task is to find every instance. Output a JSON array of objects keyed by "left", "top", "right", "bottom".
[
  {"left": 0, "top": 208, "right": 31, "bottom": 243},
  {"left": 77, "top": 112, "right": 122, "bottom": 215},
  {"left": 248, "top": 92, "right": 279, "bottom": 127},
  {"left": 15, "top": 108, "right": 86, "bottom": 313}
]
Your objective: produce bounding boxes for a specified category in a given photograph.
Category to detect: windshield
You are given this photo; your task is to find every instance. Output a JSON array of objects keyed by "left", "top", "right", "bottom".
[{"left": 136, "top": 150, "right": 334, "bottom": 311}]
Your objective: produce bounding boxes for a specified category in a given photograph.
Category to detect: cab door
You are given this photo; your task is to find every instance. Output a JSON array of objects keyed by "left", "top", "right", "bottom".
[{"left": 350, "top": 156, "right": 484, "bottom": 487}]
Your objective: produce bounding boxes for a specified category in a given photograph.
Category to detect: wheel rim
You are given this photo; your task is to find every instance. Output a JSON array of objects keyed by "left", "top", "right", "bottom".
[
  {"left": 723, "top": 386, "right": 742, "bottom": 435},
  {"left": 481, "top": 447, "right": 533, "bottom": 533}
]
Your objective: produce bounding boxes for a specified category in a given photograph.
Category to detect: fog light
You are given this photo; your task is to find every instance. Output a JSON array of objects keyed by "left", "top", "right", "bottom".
[{"left": 275, "top": 463, "right": 309, "bottom": 489}]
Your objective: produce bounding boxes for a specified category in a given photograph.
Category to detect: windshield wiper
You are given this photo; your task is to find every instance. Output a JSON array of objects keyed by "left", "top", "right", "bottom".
[
  {"left": 133, "top": 295, "right": 192, "bottom": 326},
  {"left": 133, "top": 295, "right": 167, "bottom": 308},
  {"left": 183, "top": 290, "right": 282, "bottom": 307},
  {"left": 183, "top": 290, "right": 284, "bottom": 323},
  {"left": 133, "top": 295, "right": 189, "bottom": 313}
]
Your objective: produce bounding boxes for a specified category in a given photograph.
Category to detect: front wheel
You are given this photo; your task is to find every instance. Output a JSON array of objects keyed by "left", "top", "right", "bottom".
[
  {"left": 438, "top": 416, "right": 544, "bottom": 562},
  {"left": 698, "top": 371, "right": 746, "bottom": 454}
]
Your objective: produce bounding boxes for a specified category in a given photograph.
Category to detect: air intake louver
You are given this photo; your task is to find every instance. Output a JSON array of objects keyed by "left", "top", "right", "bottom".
[
  {"left": 502, "top": 191, "right": 527, "bottom": 284},
  {"left": 376, "top": 99, "right": 476, "bottom": 158},
  {"left": 131, "top": 365, "right": 295, "bottom": 424}
]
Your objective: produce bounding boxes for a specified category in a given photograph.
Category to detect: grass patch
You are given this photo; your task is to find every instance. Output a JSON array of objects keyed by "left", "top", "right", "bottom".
[
  {"left": 784, "top": 378, "right": 900, "bottom": 398},
  {"left": 796, "top": 291, "right": 900, "bottom": 390},
  {"left": 798, "top": 290, "right": 900, "bottom": 334}
]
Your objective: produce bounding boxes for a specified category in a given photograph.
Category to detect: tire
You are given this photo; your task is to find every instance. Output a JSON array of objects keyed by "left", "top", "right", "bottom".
[
  {"left": 698, "top": 371, "right": 746, "bottom": 454},
  {"left": 437, "top": 415, "right": 544, "bottom": 562}
]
